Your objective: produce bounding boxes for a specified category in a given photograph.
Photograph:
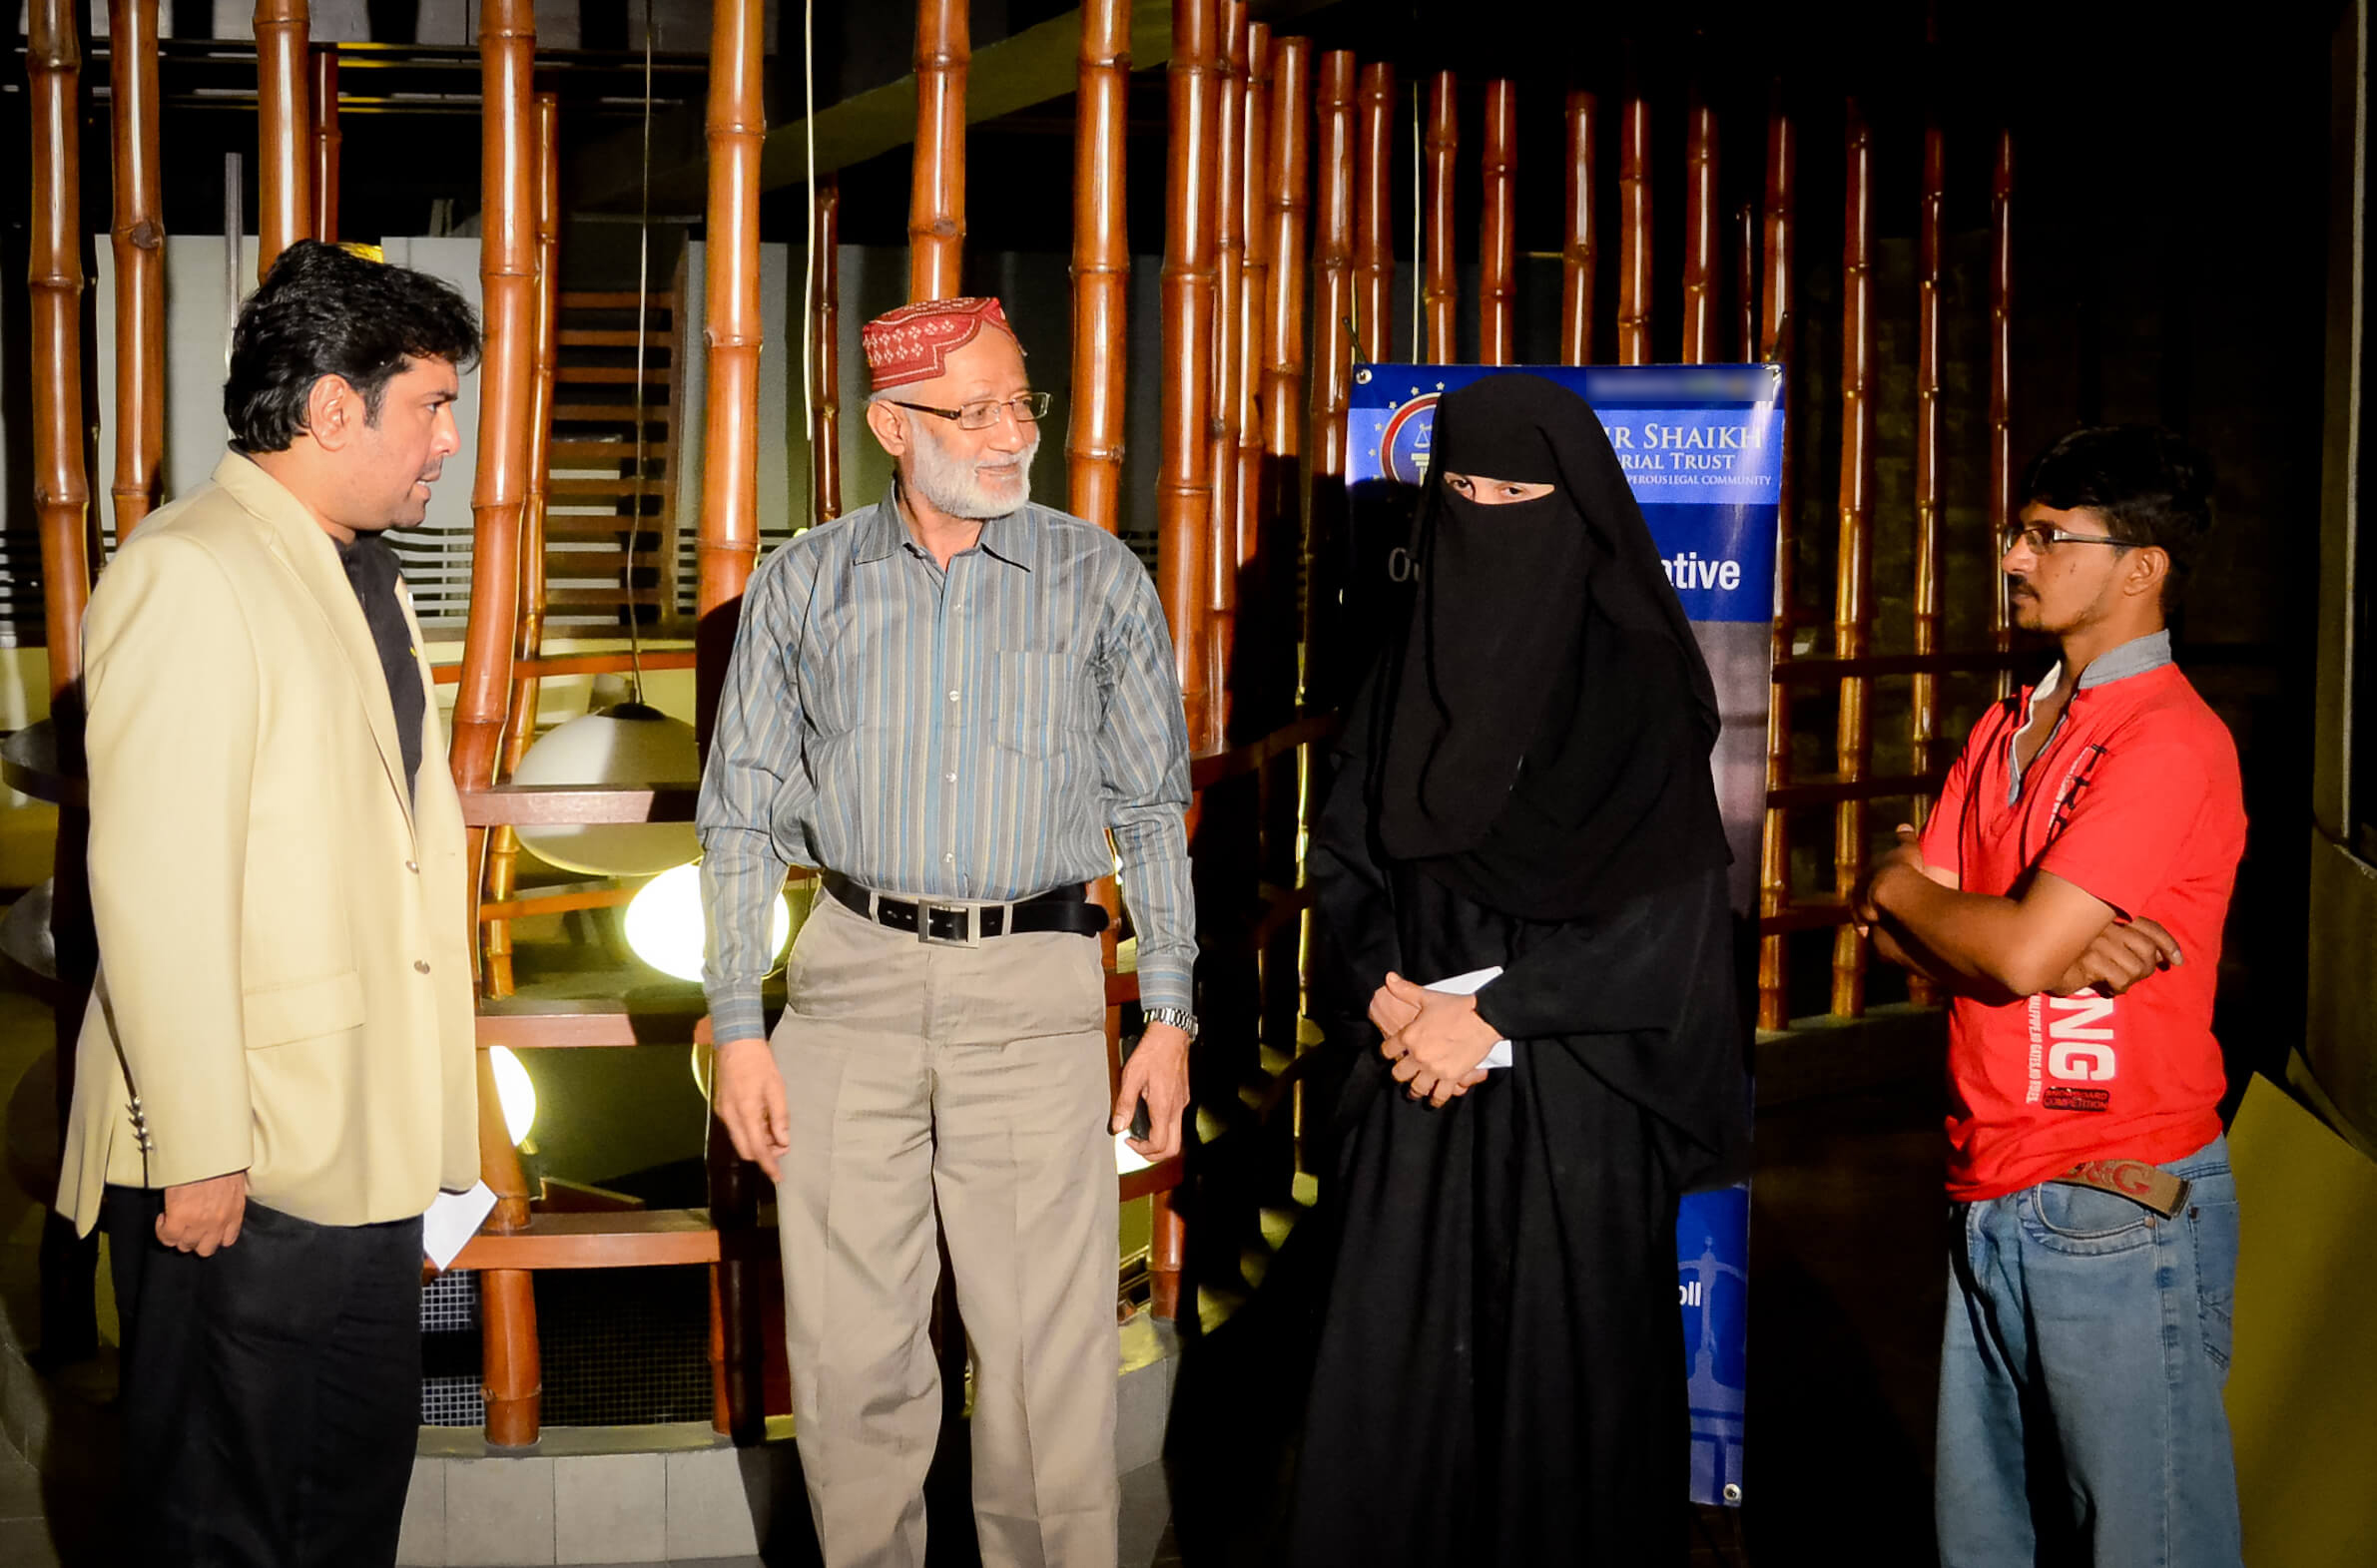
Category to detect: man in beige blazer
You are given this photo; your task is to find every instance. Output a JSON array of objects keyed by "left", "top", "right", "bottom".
[{"left": 55, "top": 241, "right": 482, "bottom": 1566}]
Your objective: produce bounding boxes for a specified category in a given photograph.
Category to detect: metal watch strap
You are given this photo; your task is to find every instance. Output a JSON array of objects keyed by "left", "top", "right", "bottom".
[{"left": 1143, "top": 1006, "right": 1199, "bottom": 1042}]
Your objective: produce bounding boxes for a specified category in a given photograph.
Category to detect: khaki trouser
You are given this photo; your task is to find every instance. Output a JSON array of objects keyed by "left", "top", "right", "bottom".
[{"left": 772, "top": 889, "right": 1120, "bottom": 1568}]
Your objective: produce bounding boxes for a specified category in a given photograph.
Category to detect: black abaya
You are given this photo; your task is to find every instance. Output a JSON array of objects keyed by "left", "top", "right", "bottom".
[{"left": 1281, "top": 373, "right": 1749, "bottom": 1565}]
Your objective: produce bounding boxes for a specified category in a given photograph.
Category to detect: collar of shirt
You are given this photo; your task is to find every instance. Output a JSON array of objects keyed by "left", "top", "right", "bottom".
[
  {"left": 2034, "top": 628, "right": 2174, "bottom": 700},
  {"left": 849, "top": 490, "right": 1042, "bottom": 572}
]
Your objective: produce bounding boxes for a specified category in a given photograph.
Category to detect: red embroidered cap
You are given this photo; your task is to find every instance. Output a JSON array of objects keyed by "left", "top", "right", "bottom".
[{"left": 862, "top": 296, "right": 1020, "bottom": 391}]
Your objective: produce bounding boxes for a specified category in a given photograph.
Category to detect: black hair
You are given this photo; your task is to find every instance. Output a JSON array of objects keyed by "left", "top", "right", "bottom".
[
  {"left": 224, "top": 240, "right": 482, "bottom": 454},
  {"left": 2021, "top": 424, "right": 2214, "bottom": 605}
]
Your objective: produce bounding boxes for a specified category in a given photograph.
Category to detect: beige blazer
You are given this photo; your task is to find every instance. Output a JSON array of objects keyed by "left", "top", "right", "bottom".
[{"left": 56, "top": 453, "right": 478, "bottom": 1234}]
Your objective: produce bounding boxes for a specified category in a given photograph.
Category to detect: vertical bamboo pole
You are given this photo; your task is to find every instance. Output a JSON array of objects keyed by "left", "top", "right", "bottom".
[
  {"left": 1209, "top": 2, "right": 1250, "bottom": 727},
  {"left": 1263, "top": 40, "right": 1312, "bottom": 502},
  {"left": 1478, "top": 80, "right": 1516, "bottom": 366},
  {"left": 696, "top": 0, "right": 770, "bottom": 1440},
  {"left": 110, "top": 0, "right": 165, "bottom": 541},
  {"left": 1681, "top": 88, "right": 1718, "bottom": 364},
  {"left": 310, "top": 46, "right": 339, "bottom": 244},
  {"left": 1423, "top": 72, "right": 1458, "bottom": 362},
  {"left": 482, "top": 92, "right": 561, "bottom": 1001},
  {"left": 450, "top": 0, "right": 539, "bottom": 1450},
  {"left": 812, "top": 178, "right": 844, "bottom": 527},
  {"left": 1756, "top": 86, "right": 1796, "bottom": 1031},
  {"left": 1617, "top": 83, "right": 1652, "bottom": 365},
  {"left": 1990, "top": 131, "right": 2016, "bottom": 699},
  {"left": 1560, "top": 91, "right": 1596, "bottom": 366},
  {"left": 1830, "top": 101, "right": 1875, "bottom": 1021},
  {"left": 1353, "top": 63, "right": 1397, "bottom": 365},
  {"left": 31, "top": 0, "right": 103, "bottom": 1366},
  {"left": 1235, "top": 25, "right": 1272, "bottom": 581},
  {"left": 909, "top": 0, "right": 968, "bottom": 300},
  {"left": 1913, "top": 117, "right": 1946, "bottom": 786},
  {"left": 1306, "top": 51, "right": 1357, "bottom": 706},
  {"left": 1069, "top": 0, "right": 1131, "bottom": 536},
  {"left": 1158, "top": 0, "right": 1221, "bottom": 754},
  {"left": 254, "top": 0, "right": 312, "bottom": 279},
  {"left": 1734, "top": 205, "right": 1756, "bottom": 362}
]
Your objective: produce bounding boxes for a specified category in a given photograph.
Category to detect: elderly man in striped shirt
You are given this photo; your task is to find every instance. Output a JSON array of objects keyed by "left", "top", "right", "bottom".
[{"left": 699, "top": 295, "right": 1195, "bottom": 1568}]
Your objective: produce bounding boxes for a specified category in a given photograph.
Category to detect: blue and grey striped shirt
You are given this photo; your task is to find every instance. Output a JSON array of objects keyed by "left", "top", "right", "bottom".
[{"left": 698, "top": 491, "right": 1196, "bottom": 1046}]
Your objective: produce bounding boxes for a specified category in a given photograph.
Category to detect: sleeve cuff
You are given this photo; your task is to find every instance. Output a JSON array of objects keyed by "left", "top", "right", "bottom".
[
  {"left": 707, "top": 994, "right": 769, "bottom": 1048},
  {"left": 1134, "top": 963, "right": 1193, "bottom": 1017}
]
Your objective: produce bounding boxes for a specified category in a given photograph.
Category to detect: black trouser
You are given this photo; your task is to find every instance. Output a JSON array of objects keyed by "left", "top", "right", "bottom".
[{"left": 106, "top": 1186, "right": 423, "bottom": 1568}]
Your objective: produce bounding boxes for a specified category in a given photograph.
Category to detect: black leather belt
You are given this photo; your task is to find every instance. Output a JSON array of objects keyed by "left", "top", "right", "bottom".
[{"left": 821, "top": 870, "right": 1109, "bottom": 946}]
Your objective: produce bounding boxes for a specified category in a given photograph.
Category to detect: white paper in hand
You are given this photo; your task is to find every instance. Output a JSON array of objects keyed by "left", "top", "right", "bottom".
[
  {"left": 422, "top": 1181, "right": 499, "bottom": 1271},
  {"left": 1426, "top": 967, "right": 1514, "bottom": 1069}
]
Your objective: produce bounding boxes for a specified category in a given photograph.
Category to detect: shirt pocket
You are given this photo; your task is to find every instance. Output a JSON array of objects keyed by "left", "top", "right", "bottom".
[{"left": 989, "top": 651, "right": 1093, "bottom": 756}]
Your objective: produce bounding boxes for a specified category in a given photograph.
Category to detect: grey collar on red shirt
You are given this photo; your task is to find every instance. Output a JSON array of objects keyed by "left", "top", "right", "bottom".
[{"left": 2007, "top": 630, "right": 2173, "bottom": 803}]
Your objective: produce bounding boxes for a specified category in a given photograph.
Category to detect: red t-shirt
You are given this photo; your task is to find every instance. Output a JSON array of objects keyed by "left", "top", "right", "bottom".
[{"left": 1918, "top": 655, "right": 2245, "bottom": 1202}]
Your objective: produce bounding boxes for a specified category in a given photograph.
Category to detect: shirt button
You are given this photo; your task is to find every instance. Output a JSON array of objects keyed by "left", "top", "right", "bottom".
[
  {"left": 943, "top": 852, "right": 955, "bottom": 863},
  {"left": 404, "top": 859, "right": 419, "bottom": 873},
  {"left": 947, "top": 690, "right": 959, "bottom": 702},
  {"left": 414, "top": 959, "right": 431, "bottom": 974},
  {"left": 944, "top": 773, "right": 957, "bottom": 784}
]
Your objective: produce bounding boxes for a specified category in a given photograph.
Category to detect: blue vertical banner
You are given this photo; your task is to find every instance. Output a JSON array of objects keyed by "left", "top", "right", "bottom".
[{"left": 1345, "top": 362, "right": 1784, "bottom": 1509}]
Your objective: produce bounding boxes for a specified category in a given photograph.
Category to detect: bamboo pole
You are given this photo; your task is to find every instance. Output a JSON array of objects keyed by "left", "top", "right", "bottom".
[
  {"left": 1235, "top": 24, "right": 1272, "bottom": 581},
  {"left": 1158, "top": 0, "right": 1222, "bottom": 753},
  {"left": 1617, "top": 83, "right": 1652, "bottom": 365},
  {"left": 1068, "top": 0, "right": 1131, "bottom": 535},
  {"left": 483, "top": 92, "right": 561, "bottom": 1001},
  {"left": 310, "top": 46, "right": 339, "bottom": 244},
  {"left": 1423, "top": 72, "right": 1458, "bottom": 362},
  {"left": 1478, "top": 80, "right": 1516, "bottom": 366},
  {"left": 254, "top": 0, "right": 312, "bottom": 279},
  {"left": 447, "top": 0, "right": 539, "bottom": 1449},
  {"left": 1913, "top": 117, "right": 1946, "bottom": 787},
  {"left": 909, "top": 0, "right": 968, "bottom": 300},
  {"left": 1263, "top": 40, "right": 1312, "bottom": 489},
  {"left": 1354, "top": 62, "right": 1397, "bottom": 364},
  {"left": 1209, "top": 2, "right": 1249, "bottom": 727},
  {"left": 812, "top": 177, "right": 844, "bottom": 527},
  {"left": 32, "top": 0, "right": 101, "bottom": 1363},
  {"left": 1735, "top": 205, "right": 1756, "bottom": 362},
  {"left": 1560, "top": 91, "right": 1596, "bottom": 366},
  {"left": 109, "top": 0, "right": 165, "bottom": 542},
  {"left": 1990, "top": 131, "right": 2016, "bottom": 700},
  {"left": 697, "top": 0, "right": 770, "bottom": 1441},
  {"left": 1831, "top": 101, "right": 1875, "bottom": 1021},
  {"left": 1306, "top": 50, "right": 1357, "bottom": 705},
  {"left": 1681, "top": 88, "right": 1718, "bottom": 364},
  {"left": 1756, "top": 86, "right": 1796, "bottom": 1031}
]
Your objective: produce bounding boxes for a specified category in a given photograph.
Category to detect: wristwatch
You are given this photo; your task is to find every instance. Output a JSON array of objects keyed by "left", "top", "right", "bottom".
[{"left": 1143, "top": 1006, "right": 1200, "bottom": 1042}]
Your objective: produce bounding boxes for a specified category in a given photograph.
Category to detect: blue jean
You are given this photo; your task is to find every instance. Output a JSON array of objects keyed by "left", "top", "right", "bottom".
[{"left": 1936, "top": 1135, "right": 2241, "bottom": 1568}]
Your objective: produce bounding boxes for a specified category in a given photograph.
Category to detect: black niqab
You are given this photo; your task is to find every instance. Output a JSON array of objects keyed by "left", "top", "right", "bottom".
[{"left": 1372, "top": 372, "right": 1728, "bottom": 921}]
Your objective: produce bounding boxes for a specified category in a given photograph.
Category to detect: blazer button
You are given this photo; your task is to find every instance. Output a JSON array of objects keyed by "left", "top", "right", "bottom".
[
  {"left": 414, "top": 959, "right": 432, "bottom": 974},
  {"left": 405, "top": 859, "right": 419, "bottom": 873}
]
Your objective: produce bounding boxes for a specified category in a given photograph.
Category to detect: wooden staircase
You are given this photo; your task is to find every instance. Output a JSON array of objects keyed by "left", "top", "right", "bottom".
[{"left": 541, "top": 289, "right": 680, "bottom": 630}]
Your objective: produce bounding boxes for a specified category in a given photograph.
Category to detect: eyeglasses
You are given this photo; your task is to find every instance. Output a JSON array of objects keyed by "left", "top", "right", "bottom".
[
  {"left": 886, "top": 391, "right": 1053, "bottom": 431},
  {"left": 1999, "top": 523, "right": 2131, "bottom": 556}
]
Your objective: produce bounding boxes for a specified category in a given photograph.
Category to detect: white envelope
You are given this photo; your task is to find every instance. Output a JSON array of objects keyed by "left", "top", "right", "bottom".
[
  {"left": 1426, "top": 967, "right": 1513, "bottom": 1069},
  {"left": 422, "top": 1181, "right": 499, "bottom": 1271}
]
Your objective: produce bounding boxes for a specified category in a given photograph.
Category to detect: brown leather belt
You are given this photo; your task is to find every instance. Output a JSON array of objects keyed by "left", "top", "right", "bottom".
[{"left": 821, "top": 870, "right": 1109, "bottom": 946}]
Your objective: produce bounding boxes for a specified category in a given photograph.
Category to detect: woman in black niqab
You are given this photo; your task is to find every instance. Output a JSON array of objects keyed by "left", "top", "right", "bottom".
[{"left": 1280, "top": 373, "right": 1749, "bottom": 1565}]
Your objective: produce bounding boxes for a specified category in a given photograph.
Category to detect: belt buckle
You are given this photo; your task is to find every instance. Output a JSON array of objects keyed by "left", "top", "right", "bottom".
[{"left": 914, "top": 900, "right": 979, "bottom": 948}]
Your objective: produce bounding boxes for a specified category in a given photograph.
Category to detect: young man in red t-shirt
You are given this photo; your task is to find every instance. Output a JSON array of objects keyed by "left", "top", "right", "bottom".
[{"left": 1857, "top": 426, "right": 2245, "bottom": 1568}]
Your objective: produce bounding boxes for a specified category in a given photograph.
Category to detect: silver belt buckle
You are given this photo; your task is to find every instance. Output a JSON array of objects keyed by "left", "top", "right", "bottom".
[{"left": 914, "top": 899, "right": 979, "bottom": 947}]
